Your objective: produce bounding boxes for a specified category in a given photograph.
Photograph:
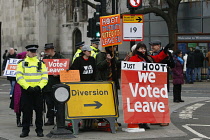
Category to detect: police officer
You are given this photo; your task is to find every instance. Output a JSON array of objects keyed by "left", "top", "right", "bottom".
[
  {"left": 43, "top": 43, "right": 65, "bottom": 126},
  {"left": 72, "top": 41, "right": 85, "bottom": 62},
  {"left": 90, "top": 39, "right": 100, "bottom": 55},
  {"left": 16, "top": 45, "right": 48, "bottom": 137}
]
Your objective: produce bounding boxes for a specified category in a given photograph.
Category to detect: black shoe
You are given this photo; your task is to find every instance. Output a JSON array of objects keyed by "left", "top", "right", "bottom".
[
  {"left": 143, "top": 123, "right": 150, "bottom": 129},
  {"left": 174, "top": 100, "right": 180, "bottom": 103},
  {"left": 44, "top": 121, "right": 54, "bottom": 126},
  {"left": 189, "top": 82, "right": 194, "bottom": 84},
  {"left": 179, "top": 100, "right": 185, "bottom": 102},
  {"left": 37, "top": 132, "right": 44, "bottom": 137},
  {"left": 139, "top": 123, "right": 150, "bottom": 129},
  {"left": 17, "top": 122, "right": 22, "bottom": 127},
  {"left": 20, "top": 132, "right": 28, "bottom": 138}
]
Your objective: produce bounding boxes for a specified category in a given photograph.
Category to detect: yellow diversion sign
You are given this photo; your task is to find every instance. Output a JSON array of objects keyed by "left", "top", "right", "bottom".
[{"left": 66, "top": 81, "right": 119, "bottom": 119}]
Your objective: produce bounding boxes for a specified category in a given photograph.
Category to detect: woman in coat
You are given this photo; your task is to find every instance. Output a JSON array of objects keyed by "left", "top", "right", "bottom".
[
  {"left": 128, "top": 42, "right": 169, "bottom": 129},
  {"left": 172, "top": 50, "right": 184, "bottom": 103}
]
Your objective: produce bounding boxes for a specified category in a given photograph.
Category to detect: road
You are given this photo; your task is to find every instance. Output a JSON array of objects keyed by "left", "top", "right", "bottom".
[{"left": 0, "top": 77, "right": 210, "bottom": 140}]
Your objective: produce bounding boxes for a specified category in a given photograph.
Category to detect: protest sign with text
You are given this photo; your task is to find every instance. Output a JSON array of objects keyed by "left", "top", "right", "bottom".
[
  {"left": 3, "top": 59, "right": 22, "bottom": 77},
  {"left": 121, "top": 61, "right": 170, "bottom": 124},
  {"left": 100, "top": 14, "right": 122, "bottom": 47},
  {"left": 42, "top": 59, "right": 70, "bottom": 75}
]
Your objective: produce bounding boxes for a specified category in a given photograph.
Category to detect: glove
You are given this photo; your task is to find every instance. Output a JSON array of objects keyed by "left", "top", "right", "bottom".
[
  {"left": 137, "top": 51, "right": 151, "bottom": 62},
  {"left": 164, "top": 43, "right": 174, "bottom": 53},
  {"left": 136, "top": 51, "right": 144, "bottom": 57},
  {"left": 34, "top": 86, "right": 41, "bottom": 93},
  {"left": 27, "top": 86, "right": 35, "bottom": 93}
]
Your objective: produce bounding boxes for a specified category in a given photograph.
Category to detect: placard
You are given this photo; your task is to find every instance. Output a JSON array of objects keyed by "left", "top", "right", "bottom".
[
  {"left": 3, "top": 59, "right": 22, "bottom": 77},
  {"left": 42, "top": 59, "right": 70, "bottom": 75},
  {"left": 60, "top": 70, "right": 80, "bottom": 82},
  {"left": 121, "top": 61, "right": 170, "bottom": 123}
]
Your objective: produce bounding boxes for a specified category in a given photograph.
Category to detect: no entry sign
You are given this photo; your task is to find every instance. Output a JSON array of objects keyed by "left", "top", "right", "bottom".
[{"left": 121, "top": 61, "right": 170, "bottom": 124}]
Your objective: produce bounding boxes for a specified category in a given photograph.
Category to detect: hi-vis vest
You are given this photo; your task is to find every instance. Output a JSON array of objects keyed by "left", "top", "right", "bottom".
[
  {"left": 72, "top": 49, "right": 96, "bottom": 62},
  {"left": 90, "top": 46, "right": 100, "bottom": 55},
  {"left": 16, "top": 56, "right": 48, "bottom": 90}
]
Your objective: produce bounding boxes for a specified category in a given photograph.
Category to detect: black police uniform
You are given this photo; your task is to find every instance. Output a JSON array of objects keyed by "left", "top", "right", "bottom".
[
  {"left": 16, "top": 45, "right": 48, "bottom": 137},
  {"left": 42, "top": 43, "right": 65, "bottom": 125}
]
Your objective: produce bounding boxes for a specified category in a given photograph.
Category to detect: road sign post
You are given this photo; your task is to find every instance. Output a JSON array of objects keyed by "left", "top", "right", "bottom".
[{"left": 65, "top": 81, "right": 119, "bottom": 134}]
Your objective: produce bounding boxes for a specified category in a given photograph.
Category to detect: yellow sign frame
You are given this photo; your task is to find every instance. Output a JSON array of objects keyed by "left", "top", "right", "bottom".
[{"left": 65, "top": 81, "right": 119, "bottom": 120}]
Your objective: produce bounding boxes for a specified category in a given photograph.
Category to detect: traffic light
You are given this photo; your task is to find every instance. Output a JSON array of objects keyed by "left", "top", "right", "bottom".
[
  {"left": 94, "top": 0, "right": 107, "bottom": 16},
  {"left": 86, "top": 0, "right": 107, "bottom": 38},
  {"left": 87, "top": 18, "right": 96, "bottom": 38},
  {"left": 94, "top": 5, "right": 100, "bottom": 38}
]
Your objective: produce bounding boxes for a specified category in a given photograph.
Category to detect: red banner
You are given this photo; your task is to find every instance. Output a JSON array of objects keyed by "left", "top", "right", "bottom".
[
  {"left": 43, "top": 59, "right": 70, "bottom": 75},
  {"left": 121, "top": 61, "right": 170, "bottom": 124}
]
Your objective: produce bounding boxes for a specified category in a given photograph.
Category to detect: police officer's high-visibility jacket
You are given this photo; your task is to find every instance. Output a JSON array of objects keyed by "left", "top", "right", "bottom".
[
  {"left": 72, "top": 49, "right": 96, "bottom": 62},
  {"left": 90, "top": 46, "right": 100, "bottom": 55},
  {"left": 16, "top": 56, "right": 48, "bottom": 90}
]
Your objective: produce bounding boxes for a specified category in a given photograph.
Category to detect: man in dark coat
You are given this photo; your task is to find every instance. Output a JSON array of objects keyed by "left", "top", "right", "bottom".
[
  {"left": 150, "top": 40, "right": 174, "bottom": 127},
  {"left": 186, "top": 50, "right": 195, "bottom": 84},
  {"left": 193, "top": 46, "right": 204, "bottom": 82},
  {"left": 42, "top": 43, "right": 65, "bottom": 126},
  {"left": 95, "top": 46, "right": 120, "bottom": 92}
]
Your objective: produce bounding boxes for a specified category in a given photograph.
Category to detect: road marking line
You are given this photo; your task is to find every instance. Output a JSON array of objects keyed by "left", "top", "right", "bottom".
[
  {"left": 205, "top": 100, "right": 210, "bottom": 102},
  {"left": 183, "top": 124, "right": 210, "bottom": 139},
  {"left": 179, "top": 103, "right": 205, "bottom": 119}
]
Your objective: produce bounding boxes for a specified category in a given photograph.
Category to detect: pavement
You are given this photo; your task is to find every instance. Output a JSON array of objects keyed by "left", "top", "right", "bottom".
[{"left": 0, "top": 76, "right": 210, "bottom": 140}]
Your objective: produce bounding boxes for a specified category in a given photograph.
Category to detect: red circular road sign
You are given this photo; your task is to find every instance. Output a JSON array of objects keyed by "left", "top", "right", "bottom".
[{"left": 129, "top": 0, "right": 142, "bottom": 8}]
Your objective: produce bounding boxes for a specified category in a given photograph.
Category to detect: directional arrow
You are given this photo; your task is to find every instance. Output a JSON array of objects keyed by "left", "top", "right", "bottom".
[
  {"left": 136, "top": 17, "right": 142, "bottom": 22},
  {"left": 84, "top": 101, "right": 102, "bottom": 109}
]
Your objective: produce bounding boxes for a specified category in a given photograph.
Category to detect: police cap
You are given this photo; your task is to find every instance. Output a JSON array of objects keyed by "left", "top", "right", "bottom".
[
  {"left": 149, "top": 40, "right": 161, "bottom": 46},
  {"left": 44, "top": 43, "right": 54, "bottom": 50},
  {"left": 91, "top": 39, "right": 100, "bottom": 45},
  {"left": 25, "top": 45, "right": 39, "bottom": 53},
  {"left": 75, "top": 41, "right": 85, "bottom": 47}
]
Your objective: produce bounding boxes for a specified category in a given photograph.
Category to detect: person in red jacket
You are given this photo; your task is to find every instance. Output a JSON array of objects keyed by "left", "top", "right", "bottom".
[
  {"left": 129, "top": 42, "right": 169, "bottom": 63},
  {"left": 128, "top": 42, "right": 170, "bottom": 129}
]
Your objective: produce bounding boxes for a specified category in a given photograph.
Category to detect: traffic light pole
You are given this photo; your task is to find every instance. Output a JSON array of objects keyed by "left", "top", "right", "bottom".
[{"left": 130, "top": 8, "right": 135, "bottom": 50}]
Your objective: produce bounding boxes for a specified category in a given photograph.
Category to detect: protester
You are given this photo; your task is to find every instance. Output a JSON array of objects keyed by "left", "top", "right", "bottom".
[
  {"left": 150, "top": 40, "right": 174, "bottom": 127},
  {"left": 9, "top": 52, "right": 27, "bottom": 127},
  {"left": 70, "top": 45, "right": 96, "bottom": 81},
  {"left": 3, "top": 49, "right": 8, "bottom": 60},
  {"left": 90, "top": 39, "right": 100, "bottom": 55},
  {"left": 193, "top": 46, "right": 204, "bottom": 82},
  {"left": 2, "top": 48, "right": 17, "bottom": 98},
  {"left": 205, "top": 50, "right": 210, "bottom": 80},
  {"left": 42, "top": 43, "right": 65, "bottom": 126},
  {"left": 186, "top": 50, "right": 195, "bottom": 84},
  {"left": 172, "top": 50, "right": 184, "bottom": 103},
  {"left": 16, "top": 45, "right": 48, "bottom": 138},
  {"left": 95, "top": 45, "right": 120, "bottom": 93}
]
